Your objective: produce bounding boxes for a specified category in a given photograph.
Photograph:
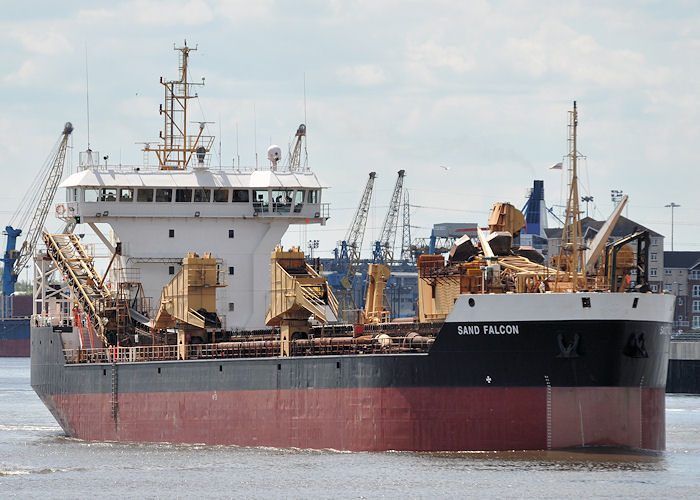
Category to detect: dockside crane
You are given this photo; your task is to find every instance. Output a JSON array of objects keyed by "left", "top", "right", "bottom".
[
  {"left": 336, "top": 172, "right": 376, "bottom": 321},
  {"left": 371, "top": 170, "right": 405, "bottom": 265},
  {"left": 400, "top": 189, "right": 413, "bottom": 263},
  {"left": 364, "top": 170, "right": 405, "bottom": 323},
  {"left": 2, "top": 122, "right": 73, "bottom": 317}
]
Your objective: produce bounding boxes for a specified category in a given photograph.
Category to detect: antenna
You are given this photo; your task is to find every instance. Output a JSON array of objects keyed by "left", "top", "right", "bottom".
[
  {"left": 236, "top": 122, "right": 240, "bottom": 169},
  {"left": 253, "top": 104, "right": 258, "bottom": 169},
  {"left": 303, "top": 73, "right": 309, "bottom": 168},
  {"left": 85, "top": 44, "right": 91, "bottom": 150}
]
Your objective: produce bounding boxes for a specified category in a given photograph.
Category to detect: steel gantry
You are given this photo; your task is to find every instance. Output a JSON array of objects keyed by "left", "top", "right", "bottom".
[{"left": 336, "top": 172, "right": 376, "bottom": 320}]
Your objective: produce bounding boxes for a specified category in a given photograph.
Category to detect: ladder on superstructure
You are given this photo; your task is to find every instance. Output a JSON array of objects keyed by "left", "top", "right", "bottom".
[{"left": 43, "top": 233, "right": 113, "bottom": 346}]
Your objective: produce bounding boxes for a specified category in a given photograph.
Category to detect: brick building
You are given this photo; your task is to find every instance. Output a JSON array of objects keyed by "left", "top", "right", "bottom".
[{"left": 663, "top": 251, "right": 700, "bottom": 332}]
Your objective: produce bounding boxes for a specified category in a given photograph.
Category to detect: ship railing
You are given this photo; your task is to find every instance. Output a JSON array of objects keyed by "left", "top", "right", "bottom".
[
  {"left": 77, "top": 163, "right": 286, "bottom": 173},
  {"left": 62, "top": 335, "right": 434, "bottom": 364}
]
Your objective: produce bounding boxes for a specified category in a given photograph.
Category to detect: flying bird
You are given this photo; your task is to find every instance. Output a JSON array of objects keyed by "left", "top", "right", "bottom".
[{"left": 439, "top": 165, "right": 451, "bottom": 171}]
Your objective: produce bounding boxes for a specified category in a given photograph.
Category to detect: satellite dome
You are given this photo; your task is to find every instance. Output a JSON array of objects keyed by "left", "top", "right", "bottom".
[{"left": 267, "top": 145, "right": 282, "bottom": 165}]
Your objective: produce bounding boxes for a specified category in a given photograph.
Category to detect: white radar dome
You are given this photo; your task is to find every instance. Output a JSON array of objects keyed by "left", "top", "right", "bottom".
[{"left": 267, "top": 145, "right": 282, "bottom": 166}]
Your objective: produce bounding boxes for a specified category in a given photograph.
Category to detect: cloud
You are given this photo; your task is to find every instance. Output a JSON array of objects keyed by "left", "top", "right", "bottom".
[
  {"left": 130, "top": 0, "right": 214, "bottom": 25},
  {"left": 336, "top": 64, "right": 386, "bottom": 86},
  {"left": 504, "top": 20, "right": 671, "bottom": 87},
  {"left": 215, "top": 0, "right": 274, "bottom": 20},
  {"left": 404, "top": 39, "right": 475, "bottom": 84},
  {"left": 8, "top": 29, "right": 71, "bottom": 55},
  {"left": 3, "top": 60, "right": 40, "bottom": 85},
  {"left": 75, "top": 8, "right": 117, "bottom": 23}
]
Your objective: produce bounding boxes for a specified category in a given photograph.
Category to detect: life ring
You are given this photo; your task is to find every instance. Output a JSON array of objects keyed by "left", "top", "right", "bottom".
[{"left": 56, "top": 204, "right": 66, "bottom": 216}]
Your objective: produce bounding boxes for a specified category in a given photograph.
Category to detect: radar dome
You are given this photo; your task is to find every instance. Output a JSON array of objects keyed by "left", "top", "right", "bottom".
[{"left": 267, "top": 145, "right": 282, "bottom": 165}]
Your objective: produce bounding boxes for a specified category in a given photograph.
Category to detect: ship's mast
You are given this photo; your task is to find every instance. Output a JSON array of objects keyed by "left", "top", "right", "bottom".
[
  {"left": 555, "top": 101, "right": 585, "bottom": 290},
  {"left": 145, "top": 41, "right": 214, "bottom": 170}
]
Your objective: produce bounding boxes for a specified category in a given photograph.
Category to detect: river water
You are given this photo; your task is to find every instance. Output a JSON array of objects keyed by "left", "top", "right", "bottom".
[{"left": 1, "top": 357, "right": 698, "bottom": 499}]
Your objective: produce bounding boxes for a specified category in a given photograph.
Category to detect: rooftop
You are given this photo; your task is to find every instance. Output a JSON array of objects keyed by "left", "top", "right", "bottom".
[{"left": 664, "top": 251, "right": 700, "bottom": 269}]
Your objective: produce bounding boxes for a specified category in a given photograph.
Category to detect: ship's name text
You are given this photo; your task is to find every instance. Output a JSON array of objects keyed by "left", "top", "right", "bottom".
[{"left": 457, "top": 324, "right": 520, "bottom": 335}]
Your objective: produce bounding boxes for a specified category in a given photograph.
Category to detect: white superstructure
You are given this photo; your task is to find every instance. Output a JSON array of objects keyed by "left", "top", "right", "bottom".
[
  {"left": 54, "top": 43, "right": 329, "bottom": 330},
  {"left": 58, "top": 163, "right": 328, "bottom": 330}
]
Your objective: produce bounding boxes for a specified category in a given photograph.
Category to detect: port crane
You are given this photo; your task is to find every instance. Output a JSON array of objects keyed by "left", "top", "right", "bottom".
[
  {"left": 371, "top": 170, "right": 405, "bottom": 265},
  {"left": 335, "top": 172, "right": 376, "bottom": 321},
  {"left": 364, "top": 170, "right": 405, "bottom": 322},
  {"left": 1, "top": 122, "right": 73, "bottom": 317}
]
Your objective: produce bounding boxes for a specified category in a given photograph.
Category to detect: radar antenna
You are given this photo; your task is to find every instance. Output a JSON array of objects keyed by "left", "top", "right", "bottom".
[{"left": 144, "top": 41, "right": 214, "bottom": 170}]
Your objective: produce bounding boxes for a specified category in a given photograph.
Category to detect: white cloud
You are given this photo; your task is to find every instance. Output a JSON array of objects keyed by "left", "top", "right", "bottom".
[
  {"left": 75, "top": 8, "right": 117, "bottom": 23},
  {"left": 215, "top": 0, "right": 274, "bottom": 20},
  {"left": 131, "top": 0, "right": 214, "bottom": 25},
  {"left": 336, "top": 64, "right": 386, "bottom": 86},
  {"left": 8, "top": 29, "right": 71, "bottom": 55},
  {"left": 504, "top": 20, "right": 670, "bottom": 87},
  {"left": 3, "top": 59, "right": 40, "bottom": 85},
  {"left": 404, "top": 39, "right": 475, "bottom": 84}
]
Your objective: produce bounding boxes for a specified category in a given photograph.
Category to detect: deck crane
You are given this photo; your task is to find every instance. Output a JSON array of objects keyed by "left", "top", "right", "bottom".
[
  {"left": 287, "top": 123, "right": 307, "bottom": 171},
  {"left": 336, "top": 172, "right": 376, "bottom": 321},
  {"left": 364, "top": 170, "right": 405, "bottom": 323},
  {"left": 2, "top": 122, "right": 73, "bottom": 317}
]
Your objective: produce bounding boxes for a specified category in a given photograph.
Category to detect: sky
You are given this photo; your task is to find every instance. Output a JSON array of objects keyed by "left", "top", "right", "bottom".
[{"left": 1, "top": 0, "right": 699, "bottom": 264}]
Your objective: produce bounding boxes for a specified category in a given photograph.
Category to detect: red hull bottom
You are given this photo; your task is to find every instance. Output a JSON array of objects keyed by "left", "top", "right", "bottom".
[
  {"left": 0, "top": 339, "right": 30, "bottom": 357},
  {"left": 43, "top": 387, "right": 665, "bottom": 451}
]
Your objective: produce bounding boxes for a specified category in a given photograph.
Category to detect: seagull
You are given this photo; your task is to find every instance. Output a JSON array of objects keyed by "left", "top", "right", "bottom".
[{"left": 439, "top": 165, "right": 451, "bottom": 171}]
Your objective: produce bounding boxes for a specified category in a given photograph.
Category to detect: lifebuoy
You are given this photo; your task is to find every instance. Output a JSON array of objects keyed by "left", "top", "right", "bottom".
[{"left": 56, "top": 204, "right": 66, "bottom": 216}]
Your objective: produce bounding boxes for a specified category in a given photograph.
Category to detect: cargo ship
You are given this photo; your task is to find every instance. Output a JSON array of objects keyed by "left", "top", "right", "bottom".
[
  {"left": 31, "top": 44, "right": 674, "bottom": 452},
  {"left": 0, "top": 295, "right": 33, "bottom": 357}
]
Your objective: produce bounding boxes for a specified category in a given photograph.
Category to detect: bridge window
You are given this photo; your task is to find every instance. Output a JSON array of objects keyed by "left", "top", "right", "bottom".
[
  {"left": 194, "top": 188, "right": 211, "bottom": 202},
  {"left": 232, "top": 189, "right": 249, "bottom": 202},
  {"left": 213, "top": 189, "right": 229, "bottom": 202},
  {"left": 169, "top": 229, "right": 174, "bottom": 238},
  {"left": 228, "top": 302, "right": 235, "bottom": 311},
  {"left": 137, "top": 189, "right": 154, "bottom": 202},
  {"left": 169, "top": 266, "right": 175, "bottom": 275},
  {"left": 228, "top": 229, "right": 234, "bottom": 238},
  {"left": 228, "top": 266, "right": 234, "bottom": 275},
  {"left": 175, "top": 189, "right": 192, "bottom": 202},
  {"left": 307, "top": 190, "right": 319, "bottom": 203},
  {"left": 84, "top": 189, "right": 99, "bottom": 202},
  {"left": 119, "top": 188, "right": 133, "bottom": 202},
  {"left": 253, "top": 190, "right": 268, "bottom": 203},
  {"left": 100, "top": 188, "right": 117, "bottom": 202},
  {"left": 272, "top": 190, "right": 292, "bottom": 212},
  {"left": 294, "top": 190, "right": 304, "bottom": 212},
  {"left": 156, "top": 189, "right": 172, "bottom": 202}
]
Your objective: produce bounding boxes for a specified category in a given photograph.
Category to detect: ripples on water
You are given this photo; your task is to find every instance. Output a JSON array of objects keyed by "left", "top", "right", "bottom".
[{"left": 1, "top": 358, "right": 698, "bottom": 499}]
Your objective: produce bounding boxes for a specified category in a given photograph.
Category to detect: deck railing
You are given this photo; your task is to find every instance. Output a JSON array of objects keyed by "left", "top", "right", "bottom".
[{"left": 63, "top": 334, "right": 434, "bottom": 364}]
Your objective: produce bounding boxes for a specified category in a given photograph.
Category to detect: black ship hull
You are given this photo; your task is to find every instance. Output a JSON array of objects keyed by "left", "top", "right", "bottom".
[{"left": 31, "top": 292, "right": 674, "bottom": 451}]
